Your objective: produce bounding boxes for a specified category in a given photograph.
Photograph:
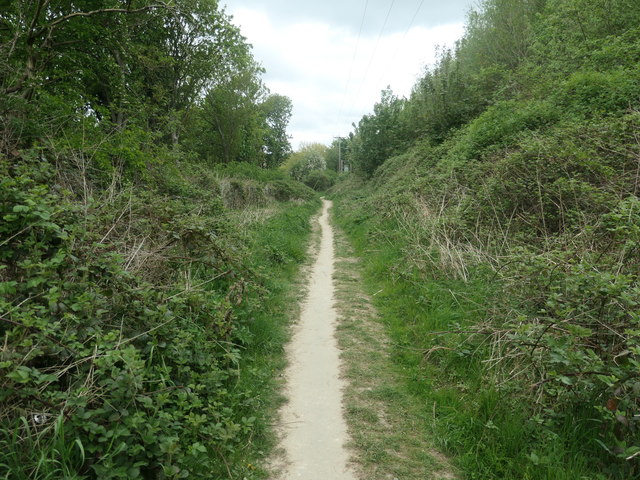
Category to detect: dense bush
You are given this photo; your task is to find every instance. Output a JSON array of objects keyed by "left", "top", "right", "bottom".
[
  {"left": 0, "top": 152, "right": 316, "bottom": 478},
  {"left": 334, "top": 0, "right": 640, "bottom": 477},
  {"left": 302, "top": 169, "right": 337, "bottom": 191}
]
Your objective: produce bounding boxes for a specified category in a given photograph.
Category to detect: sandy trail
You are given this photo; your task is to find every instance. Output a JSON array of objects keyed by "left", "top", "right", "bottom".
[{"left": 274, "top": 199, "right": 356, "bottom": 480}]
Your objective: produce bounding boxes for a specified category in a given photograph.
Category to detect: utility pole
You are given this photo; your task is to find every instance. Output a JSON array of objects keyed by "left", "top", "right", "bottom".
[{"left": 333, "top": 136, "right": 343, "bottom": 173}]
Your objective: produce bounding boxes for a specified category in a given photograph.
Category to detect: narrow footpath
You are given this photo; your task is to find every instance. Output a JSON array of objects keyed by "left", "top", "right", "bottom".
[{"left": 273, "top": 199, "right": 356, "bottom": 480}]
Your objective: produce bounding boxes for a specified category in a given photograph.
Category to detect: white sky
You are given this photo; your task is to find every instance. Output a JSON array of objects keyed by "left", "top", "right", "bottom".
[{"left": 223, "top": 1, "right": 473, "bottom": 149}]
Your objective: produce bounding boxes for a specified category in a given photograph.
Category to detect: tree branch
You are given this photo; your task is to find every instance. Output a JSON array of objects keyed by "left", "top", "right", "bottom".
[
  {"left": 27, "top": 0, "right": 51, "bottom": 45},
  {"left": 41, "top": 3, "right": 174, "bottom": 34}
]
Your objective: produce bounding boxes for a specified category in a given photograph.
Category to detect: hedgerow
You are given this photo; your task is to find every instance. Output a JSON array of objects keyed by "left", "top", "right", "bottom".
[{"left": 0, "top": 153, "right": 315, "bottom": 478}]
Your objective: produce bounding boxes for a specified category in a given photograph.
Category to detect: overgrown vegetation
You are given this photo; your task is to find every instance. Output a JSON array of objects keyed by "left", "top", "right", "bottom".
[
  {"left": 0, "top": 1, "right": 317, "bottom": 477},
  {"left": 281, "top": 142, "right": 338, "bottom": 192},
  {"left": 1, "top": 157, "right": 316, "bottom": 478},
  {"left": 333, "top": 0, "right": 640, "bottom": 478}
]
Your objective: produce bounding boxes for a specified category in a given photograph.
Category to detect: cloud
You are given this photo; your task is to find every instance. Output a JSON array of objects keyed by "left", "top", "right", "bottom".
[
  {"left": 225, "top": 0, "right": 474, "bottom": 34},
  {"left": 225, "top": 3, "right": 467, "bottom": 148}
]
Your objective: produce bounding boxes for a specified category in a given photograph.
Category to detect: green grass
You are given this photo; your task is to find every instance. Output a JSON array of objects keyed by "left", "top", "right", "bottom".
[
  {"left": 331, "top": 222, "right": 457, "bottom": 480},
  {"left": 0, "top": 415, "right": 86, "bottom": 480},
  {"left": 224, "top": 198, "right": 321, "bottom": 479},
  {"left": 331, "top": 190, "right": 603, "bottom": 480}
]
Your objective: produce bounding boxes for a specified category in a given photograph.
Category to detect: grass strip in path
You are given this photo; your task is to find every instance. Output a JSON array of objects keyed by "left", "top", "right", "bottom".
[{"left": 332, "top": 222, "right": 457, "bottom": 480}]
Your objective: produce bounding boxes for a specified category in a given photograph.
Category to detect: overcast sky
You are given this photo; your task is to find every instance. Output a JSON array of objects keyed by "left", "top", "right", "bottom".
[{"left": 222, "top": 0, "right": 475, "bottom": 149}]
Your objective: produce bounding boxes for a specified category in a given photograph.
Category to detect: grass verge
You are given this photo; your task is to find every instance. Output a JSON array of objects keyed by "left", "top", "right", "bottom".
[
  {"left": 331, "top": 191, "right": 600, "bottom": 480},
  {"left": 226, "top": 198, "right": 322, "bottom": 479},
  {"left": 332, "top": 216, "right": 457, "bottom": 480}
]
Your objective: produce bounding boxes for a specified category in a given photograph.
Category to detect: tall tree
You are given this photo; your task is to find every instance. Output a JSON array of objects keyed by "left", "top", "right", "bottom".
[
  {"left": 0, "top": 0, "right": 254, "bottom": 153},
  {"left": 261, "top": 93, "right": 292, "bottom": 168},
  {"left": 349, "top": 87, "right": 407, "bottom": 176},
  {"left": 188, "top": 57, "right": 267, "bottom": 164},
  {"left": 135, "top": 0, "right": 250, "bottom": 144}
]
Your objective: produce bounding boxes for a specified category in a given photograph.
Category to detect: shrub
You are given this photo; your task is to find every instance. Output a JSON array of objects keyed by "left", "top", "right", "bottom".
[
  {"left": 0, "top": 153, "right": 310, "bottom": 478},
  {"left": 266, "top": 179, "right": 315, "bottom": 202},
  {"left": 556, "top": 68, "right": 640, "bottom": 116},
  {"left": 302, "top": 169, "right": 337, "bottom": 191}
]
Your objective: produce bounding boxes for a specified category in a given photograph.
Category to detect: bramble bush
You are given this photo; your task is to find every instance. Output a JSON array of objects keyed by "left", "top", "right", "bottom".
[{"left": 0, "top": 153, "right": 315, "bottom": 478}]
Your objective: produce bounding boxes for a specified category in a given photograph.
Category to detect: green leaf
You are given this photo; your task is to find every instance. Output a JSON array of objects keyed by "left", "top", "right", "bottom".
[
  {"left": 559, "top": 376, "right": 575, "bottom": 386},
  {"left": 0, "top": 281, "right": 17, "bottom": 295},
  {"left": 8, "top": 366, "right": 32, "bottom": 383},
  {"left": 127, "top": 466, "right": 140, "bottom": 478}
]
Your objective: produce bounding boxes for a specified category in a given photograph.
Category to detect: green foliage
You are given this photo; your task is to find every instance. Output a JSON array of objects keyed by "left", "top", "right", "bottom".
[
  {"left": 261, "top": 94, "right": 293, "bottom": 168},
  {"left": 334, "top": 0, "right": 640, "bottom": 477},
  {"left": 0, "top": 151, "right": 317, "bottom": 478},
  {"left": 531, "top": 0, "right": 640, "bottom": 75},
  {"left": 282, "top": 143, "right": 340, "bottom": 191},
  {"left": 211, "top": 162, "right": 315, "bottom": 206},
  {"left": 0, "top": 1, "right": 291, "bottom": 167},
  {"left": 283, "top": 143, "right": 328, "bottom": 181},
  {"left": 455, "top": 99, "right": 559, "bottom": 160},
  {"left": 1, "top": 1, "right": 240, "bottom": 148},
  {"left": 462, "top": 0, "right": 543, "bottom": 70},
  {"left": 302, "top": 169, "right": 337, "bottom": 192},
  {"left": 213, "top": 161, "right": 293, "bottom": 183},
  {"left": 554, "top": 68, "right": 640, "bottom": 116},
  {"left": 406, "top": 49, "right": 484, "bottom": 143},
  {"left": 186, "top": 59, "right": 268, "bottom": 165},
  {"left": 1, "top": 155, "right": 234, "bottom": 477},
  {"left": 267, "top": 179, "right": 316, "bottom": 202},
  {"left": 348, "top": 88, "right": 408, "bottom": 176}
]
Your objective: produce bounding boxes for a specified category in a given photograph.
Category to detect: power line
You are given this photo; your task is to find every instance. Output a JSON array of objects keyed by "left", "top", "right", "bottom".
[
  {"left": 347, "top": 0, "right": 396, "bottom": 119},
  {"left": 406, "top": 0, "right": 427, "bottom": 37},
  {"left": 378, "top": 0, "right": 426, "bottom": 92},
  {"left": 336, "top": 0, "right": 369, "bottom": 129}
]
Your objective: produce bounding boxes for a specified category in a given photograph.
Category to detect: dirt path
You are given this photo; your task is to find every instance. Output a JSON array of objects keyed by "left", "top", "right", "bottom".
[{"left": 273, "top": 199, "right": 356, "bottom": 480}]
